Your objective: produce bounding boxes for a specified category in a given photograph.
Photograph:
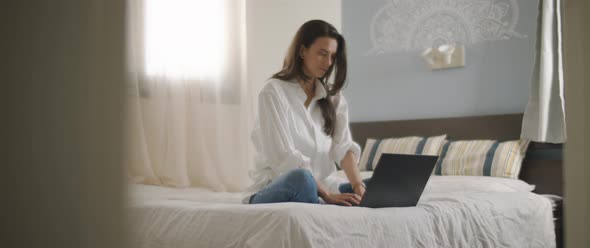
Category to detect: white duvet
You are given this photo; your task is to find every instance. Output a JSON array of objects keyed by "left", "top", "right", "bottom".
[{"left": 128, "top": 174, "right": 555, "bottom": 248}]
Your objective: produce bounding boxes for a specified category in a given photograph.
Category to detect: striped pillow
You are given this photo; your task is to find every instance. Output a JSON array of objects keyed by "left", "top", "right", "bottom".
[
  {"left": 434, "top": 139, "right": 531, "bottom": 179},
  {"left": 358, "top": 135, "right": 447, "bottom": 171}
]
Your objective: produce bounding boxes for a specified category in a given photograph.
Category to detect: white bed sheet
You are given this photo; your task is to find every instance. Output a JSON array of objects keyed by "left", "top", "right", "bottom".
[{"left": 128, "top": 175, "right": 555, "bottom": 248}]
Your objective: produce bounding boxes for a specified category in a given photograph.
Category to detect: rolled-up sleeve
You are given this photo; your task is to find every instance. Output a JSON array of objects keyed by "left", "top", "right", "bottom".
[
  {"left": 329, "top": 94, "right": 362, "bottom": 165},
  {"left": 251, "top": 89, "right": 311, "bottom": 176}
]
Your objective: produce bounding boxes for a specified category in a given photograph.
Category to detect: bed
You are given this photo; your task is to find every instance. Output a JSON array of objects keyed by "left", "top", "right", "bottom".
[{"left": 128, "top": 114, "right": 561, "bottom": 248}]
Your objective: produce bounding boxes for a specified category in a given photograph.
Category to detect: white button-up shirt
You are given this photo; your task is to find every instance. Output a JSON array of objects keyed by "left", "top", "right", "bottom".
[{"left": 244, "top": 78, "right": 361, "bottom": 203}]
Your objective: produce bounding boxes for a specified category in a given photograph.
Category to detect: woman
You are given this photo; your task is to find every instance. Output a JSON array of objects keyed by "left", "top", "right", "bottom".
[{"left": 244, "top": 20, "right": 369, "bottom": 206}]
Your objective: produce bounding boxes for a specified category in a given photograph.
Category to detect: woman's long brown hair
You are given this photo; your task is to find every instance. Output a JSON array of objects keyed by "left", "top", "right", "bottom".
[{"left": 272, "top": 20, "right": 348, "bottom": 137}]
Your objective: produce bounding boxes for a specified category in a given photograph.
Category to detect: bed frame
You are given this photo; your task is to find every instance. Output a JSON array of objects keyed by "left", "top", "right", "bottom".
[{"left": 349, "top": 113, "right": 564, "bottom": 196}]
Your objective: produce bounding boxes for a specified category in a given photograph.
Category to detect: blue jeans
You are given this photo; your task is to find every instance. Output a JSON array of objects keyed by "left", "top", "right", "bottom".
[
  {"left": 249, "top": 168, "right": 320, "bottom": 204},
  {"left": 249, "top": 168, "right": 372, "bottom": 204}
]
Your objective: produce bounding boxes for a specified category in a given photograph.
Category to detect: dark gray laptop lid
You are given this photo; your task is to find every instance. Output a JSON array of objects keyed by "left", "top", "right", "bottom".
[{"left": 360, "top": 153, "right": 438, "bottom": 208}]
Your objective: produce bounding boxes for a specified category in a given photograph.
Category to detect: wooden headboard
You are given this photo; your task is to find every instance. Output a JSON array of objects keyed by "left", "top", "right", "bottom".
[{"left": 350, "top": 113, "right": 564, "bottom": 196}]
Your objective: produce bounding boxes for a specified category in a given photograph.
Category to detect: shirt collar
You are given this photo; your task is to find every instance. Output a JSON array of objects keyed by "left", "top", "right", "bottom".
[
  {"left": 291, "top": 79, "right": 327, "bottom": 102},
  {"left": 314, "top": 80, "right": 328, "bottom": 100}
]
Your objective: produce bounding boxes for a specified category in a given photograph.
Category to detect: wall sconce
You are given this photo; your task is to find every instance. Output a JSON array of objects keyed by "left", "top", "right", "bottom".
[{"left": 421, "top": 43, "right": 465, "bottom": 70}]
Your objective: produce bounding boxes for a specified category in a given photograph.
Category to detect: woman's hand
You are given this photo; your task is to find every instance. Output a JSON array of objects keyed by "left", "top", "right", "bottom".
[
  {"left": 323, "top": 193, "right": 361, "bottom": 206},
  {"left": 352, "top": 182, "right": 366, "bottom": 198}
]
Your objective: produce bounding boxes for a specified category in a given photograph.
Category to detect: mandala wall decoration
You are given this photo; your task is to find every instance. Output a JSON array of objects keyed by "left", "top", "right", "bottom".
[{"left": 366, "top": 0, "right": 525, "bottom": 55}]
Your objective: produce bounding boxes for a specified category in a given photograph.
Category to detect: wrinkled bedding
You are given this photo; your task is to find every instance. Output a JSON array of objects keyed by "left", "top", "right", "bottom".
[{"left": 128, "top": 174, "right": 555, "bottom": 248}]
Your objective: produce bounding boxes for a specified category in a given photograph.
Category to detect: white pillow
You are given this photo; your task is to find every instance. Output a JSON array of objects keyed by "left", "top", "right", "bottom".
[
  {"left": 330, "top": 170, "right": 534, "bottom": 193},
  {"left": 424, "top": 175, "right": 535, "bottom": 194}
]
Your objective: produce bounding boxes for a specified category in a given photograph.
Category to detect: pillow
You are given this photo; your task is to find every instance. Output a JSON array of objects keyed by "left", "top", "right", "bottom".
[
  {"left": 434, "top": 139, "right": 531, "bottom": 179},
  {"left": 424, "top": 175, "right": 535, "bottom": 193},
  {"left": 358, "top": 135, "right": 447, "bottom": 171},
  {"left": 330, "top": 170, "right": 534, "bottom": 193}
]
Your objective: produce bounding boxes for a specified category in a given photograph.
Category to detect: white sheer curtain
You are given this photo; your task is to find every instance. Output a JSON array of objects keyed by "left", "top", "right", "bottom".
[
  {"left": 125, "top": 0, "right": 254, "bottom": 191},
  {"left": 521, "top": 0, "right": 566, "bottom": 143}
]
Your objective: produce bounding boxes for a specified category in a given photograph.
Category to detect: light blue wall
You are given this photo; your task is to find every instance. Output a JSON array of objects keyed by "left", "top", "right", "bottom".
[{"left": 342, "top": 0, "right": 540, "bottom": 122}]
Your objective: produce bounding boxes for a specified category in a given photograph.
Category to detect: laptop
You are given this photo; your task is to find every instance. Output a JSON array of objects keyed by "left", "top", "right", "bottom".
[{"left": 359, "top": 153, "right": 438, "bottom": 208}]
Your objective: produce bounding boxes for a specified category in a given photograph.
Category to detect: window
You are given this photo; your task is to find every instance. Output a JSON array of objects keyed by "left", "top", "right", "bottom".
[
  {"left": 133, "top": 0, "right": 243, "bottom": 104},
  {"left": 143, "top": 0, "right": 227, "bottom": 81}
]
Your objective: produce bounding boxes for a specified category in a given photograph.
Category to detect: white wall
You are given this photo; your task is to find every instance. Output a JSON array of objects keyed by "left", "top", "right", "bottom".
[{"left": 246, "top": 0, "right": 341, "bottom": 96}]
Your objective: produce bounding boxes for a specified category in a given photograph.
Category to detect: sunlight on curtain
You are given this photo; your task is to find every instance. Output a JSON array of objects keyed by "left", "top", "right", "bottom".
[
  {"left": 144, "top": 0, "right": 226, "bottom": 81},
  {"left": 125, "top": 0, "right": 254, "bottom": 192}
]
